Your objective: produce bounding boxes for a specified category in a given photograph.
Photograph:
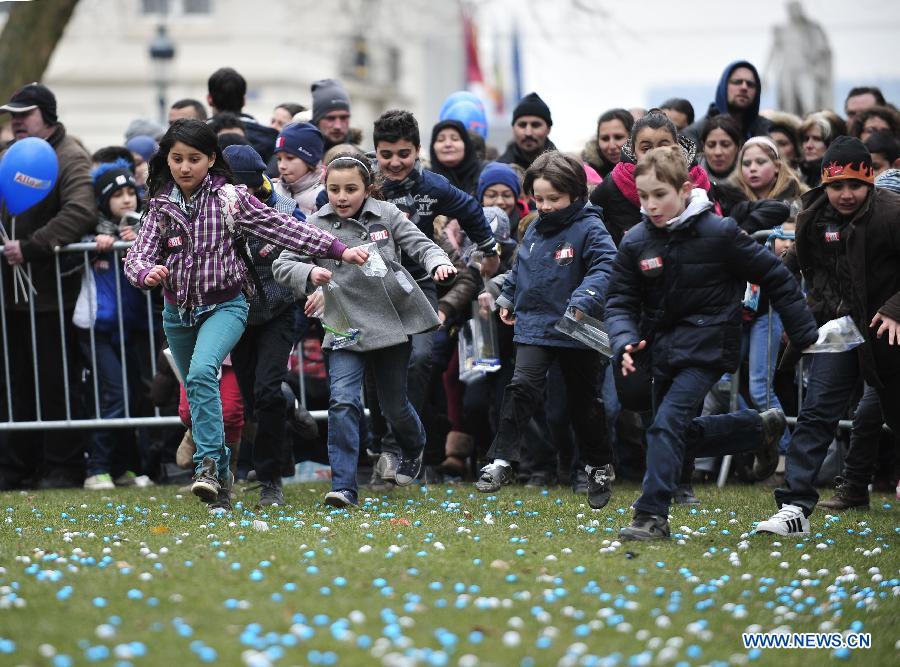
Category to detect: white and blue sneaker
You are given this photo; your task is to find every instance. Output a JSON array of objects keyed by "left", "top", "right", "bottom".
[
  {"left": 324, "top": 490, "right": 358, "bottom": 508},
  {"left": 395, "top": 451, "right": 424, "bottom": 486}
]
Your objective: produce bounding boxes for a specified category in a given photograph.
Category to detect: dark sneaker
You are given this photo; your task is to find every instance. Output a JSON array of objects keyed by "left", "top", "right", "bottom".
[
  {"left": 249, "top": 479, "right": 284, "bottom": 508},
  {"left": 586, "top": 464, "right": 615, "bottom": 509},
  {"left": 754, "top": 504, "right": 809, "bottom": 536},
  {"left": 571, "top": 469, "right": 588, "bottom": 494},
  {"left": 208, "top": 487, "right": 233, "bottom": 514},
  {"left": 475, "top": 462, "right": 514, "bottom": 493},
  {"left": 367, "top": 467, "right": 395, "bottom": 492},
  {"left": 191, "top": 457, "right": 220, "bottom": 503},
  {"left": 817, "top": 477, "right": 869, "bottom": 510},
  {"left": 395, "top": 451, "right": 424, "bottom": 486},
  {"left": 375, "top": 451, "right": 400, "bottom": 482},
  {"left": 324, "top": 490, "right": 358, "bottom": 508},
  {"left": 673, "top": 483, "right": 701, "bottom": 505},
  {"left": 525, "top": 470, "right": 555, "bottom": 488},
  {"left": 754, "top": 409, "right": 786, "bottom": 480},
  {"left": 208, "top": 467, "right": 233, "bottom": 514},
  {"left": 619, "top": 511, "right": 671, "bottom": 541}
]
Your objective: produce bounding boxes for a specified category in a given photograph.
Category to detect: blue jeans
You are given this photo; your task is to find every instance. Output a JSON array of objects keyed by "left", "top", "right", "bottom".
[
  {"left": 776, "top": 351, "right": 900, "bottom": 514},
  {"left": 747, "top": 312, "right": 789, "bottom": 450},
  {"left": 163, "top": 295, "right": 249, "bottom": 479},
  {"left": 327, "top": 341, "right": 425, "bottom": 503},
  {"left": 635, "top": 366, "right": 765, "bottom": 517},
  {"left": 79, "top": 331, "right": 140, "bottom": 476}
]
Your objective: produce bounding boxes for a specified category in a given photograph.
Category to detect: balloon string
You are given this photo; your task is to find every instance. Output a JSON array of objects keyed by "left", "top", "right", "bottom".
[{"left": 0, "top": 217, "right": 36, "bottom": 304}]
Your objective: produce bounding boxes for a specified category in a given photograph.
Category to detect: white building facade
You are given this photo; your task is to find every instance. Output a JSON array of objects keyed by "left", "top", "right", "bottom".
[{"left": 8, "top": 0, "right": 466, "bottom": 152}]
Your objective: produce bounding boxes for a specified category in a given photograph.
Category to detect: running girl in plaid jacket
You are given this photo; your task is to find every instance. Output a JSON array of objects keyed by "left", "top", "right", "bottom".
[{"left": 125, "top": 119, "right": 367, "bottom": 512}]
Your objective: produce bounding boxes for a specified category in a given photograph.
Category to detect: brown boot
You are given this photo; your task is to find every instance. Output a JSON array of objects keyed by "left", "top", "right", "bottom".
[
  {"left": 439, "top": 431, "right": 474, "bottom": 477},
  {"left": 817, "top": 477, "right": 869, "bottom": 510},
  {"left": 176, "top": 430, "right": 195, "bottom": 469}
]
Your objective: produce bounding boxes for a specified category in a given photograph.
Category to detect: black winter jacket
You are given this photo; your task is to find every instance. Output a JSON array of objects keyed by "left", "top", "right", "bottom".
[
  {"left": 606, "top": 207, "right": 817, "bottom": 376},
  {"left": 791, "top": 186, "right": 900, "bottom": 386}
]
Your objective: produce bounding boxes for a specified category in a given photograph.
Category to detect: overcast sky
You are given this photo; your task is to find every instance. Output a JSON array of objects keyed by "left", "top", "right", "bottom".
[{"left": 472, "top": 0, "right": 900, "bottom": 151}]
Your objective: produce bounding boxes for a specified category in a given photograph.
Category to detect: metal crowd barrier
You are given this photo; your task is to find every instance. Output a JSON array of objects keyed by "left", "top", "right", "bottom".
[{"left": 0, "top": 240, "right": 330, "bottom": 434}]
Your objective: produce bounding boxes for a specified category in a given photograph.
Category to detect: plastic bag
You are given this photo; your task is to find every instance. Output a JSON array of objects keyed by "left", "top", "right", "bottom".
[
  {"left": 803, "top": 315, "right": 865, "bottom": 354},
  {"left": 358, "top": 242, "right": 388, "bottom": 278},
  {"left": 458, "top": 302, "right": 502, "bottom": 382},
  {"left": 320, "top": 281, "right": 360, "bottom": 349},
  {"left": 554, "top": 307, "right": 613, "bottom": 357}
]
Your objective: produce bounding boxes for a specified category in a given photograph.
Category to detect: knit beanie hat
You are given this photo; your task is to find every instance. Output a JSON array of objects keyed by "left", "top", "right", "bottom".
[
  {"left": 125, "top": 118, "right": 164, "bottom": 142},
  {"left": 92, "top": 159, "right": 137, "bottom": 217},
  {"left": 311, "top": 79, "right": 351, "bottom": 125},
  {"left": 275, "top": 122, "right": 325, "bottom": 166},
  {"left": 222, "top": 144, "right": 267, "bottom": 188},
  {"left": 512, "top": 92, "right": 552, "bottom": 126},
  {"left": 476, "top": 162, "right": 522, "bottom": 204},
  {"left": 821, "top": 136, "right": 875, "bottom": 185},
  {"left": 126, "top": 135, "right": 158, "bottom": 162}
]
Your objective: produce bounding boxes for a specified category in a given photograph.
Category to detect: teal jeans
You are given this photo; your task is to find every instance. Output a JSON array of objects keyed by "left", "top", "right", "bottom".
[{"left": 163, "top": 295, "right": 249, "bottom": 479}]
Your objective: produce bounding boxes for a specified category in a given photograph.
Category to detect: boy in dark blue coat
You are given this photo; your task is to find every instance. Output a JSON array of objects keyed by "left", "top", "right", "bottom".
[
  {"left": 370, "top": 110, "right": 499, "bottom": 482},
  {"left": 478, "top": 152, "right": 618, "bottom": 509},
  {"left": 606, "top": 146, "right": 817, "bottom": 540}
]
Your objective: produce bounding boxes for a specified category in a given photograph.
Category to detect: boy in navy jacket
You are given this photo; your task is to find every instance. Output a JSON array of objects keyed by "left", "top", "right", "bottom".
[{"left": 606, "top": 146, "right": 817, "bottom": 540}]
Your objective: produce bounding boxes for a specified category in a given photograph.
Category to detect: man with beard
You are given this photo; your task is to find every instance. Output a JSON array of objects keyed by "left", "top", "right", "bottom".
[
  {"left": 498, "top": 92, "right": 557, "bottom": 170},
  {"left": 684, "top": 61, "right": 772, "bottom": 143}
]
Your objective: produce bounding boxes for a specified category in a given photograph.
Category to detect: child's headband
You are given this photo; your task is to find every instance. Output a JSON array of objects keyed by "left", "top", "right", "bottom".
[
  {"left": 327, "top": 156, "right": 372, "bottom": 180},
  {"left": 743, "top": 136, "right": 781, "bottom": 161}
]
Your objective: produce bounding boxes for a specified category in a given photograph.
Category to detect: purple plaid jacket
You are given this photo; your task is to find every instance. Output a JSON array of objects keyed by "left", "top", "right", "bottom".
[{"left": 125, "top": 175, "right": 346, "bottom": 307}]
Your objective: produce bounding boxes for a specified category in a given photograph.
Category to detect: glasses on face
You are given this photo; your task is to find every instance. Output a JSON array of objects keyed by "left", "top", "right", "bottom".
[{"left": 728, "top": 78, "right": 758, "bottom": 89}]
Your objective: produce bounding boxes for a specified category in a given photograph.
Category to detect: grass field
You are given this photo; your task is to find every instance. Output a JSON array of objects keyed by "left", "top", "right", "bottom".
[{"left": 0, "top": 481, "right": 896, "bottom": 666}]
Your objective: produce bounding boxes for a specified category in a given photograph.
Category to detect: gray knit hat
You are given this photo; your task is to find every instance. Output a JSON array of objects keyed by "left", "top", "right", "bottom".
[{"left": 311, "top": 79, "right": 350, "bottom": 125}]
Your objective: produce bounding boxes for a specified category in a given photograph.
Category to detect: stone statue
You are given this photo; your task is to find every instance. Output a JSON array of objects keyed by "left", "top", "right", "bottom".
[{"left": 765, "top": 1, "right": 833, "bottom": 116}]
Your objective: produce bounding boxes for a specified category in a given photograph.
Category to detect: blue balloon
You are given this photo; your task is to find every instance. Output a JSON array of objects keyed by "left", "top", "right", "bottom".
[
  {"left": 0, "top": 137, "right": 59, "bottom": 215},
  {"left": 441, "top": 100, "right": 488, "bottom": 139},
  {"left": 439, "top": 91, "right": 485, "bottom": 121}
]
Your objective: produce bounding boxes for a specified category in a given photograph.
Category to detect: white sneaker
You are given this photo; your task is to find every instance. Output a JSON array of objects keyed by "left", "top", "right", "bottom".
[
  {"left": 84, "top": 474, "right": 115, "bottom": 491},
  {"left": 754, "top": 504, "right": 810, "bottom": 536}
]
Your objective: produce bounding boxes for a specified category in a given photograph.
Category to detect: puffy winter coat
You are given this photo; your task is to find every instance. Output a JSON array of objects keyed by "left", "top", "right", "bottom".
[
  {"left": 606, "top": 205, "right": 817, "bottom": 376},
  {"left": 496, "top": 203, "right": 616, "bottom": 348}
]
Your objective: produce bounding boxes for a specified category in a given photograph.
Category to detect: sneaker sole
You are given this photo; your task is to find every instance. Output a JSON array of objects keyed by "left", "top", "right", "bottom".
[
  {"left": 619, "top": 531, "right": 669, "bottom": 541},
  {"left": 475, "top": 482, "right": 501, "bottom": 493},
  {"left": 394, "top": 470, "right": 421, "bottom": 487},
  {"left": 324, "top": 494, "right": 357, "bottom": 508},
  {"left": 192, "top": 480, "right": 219, "bottom": 503},
  {"left": 755, "top": 528, "right": 810, "bottom": 537}
]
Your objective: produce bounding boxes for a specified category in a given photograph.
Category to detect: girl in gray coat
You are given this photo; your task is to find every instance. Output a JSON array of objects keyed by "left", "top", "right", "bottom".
[{"left": 273, "top": 154, "right": 456, "bottom": 507}]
